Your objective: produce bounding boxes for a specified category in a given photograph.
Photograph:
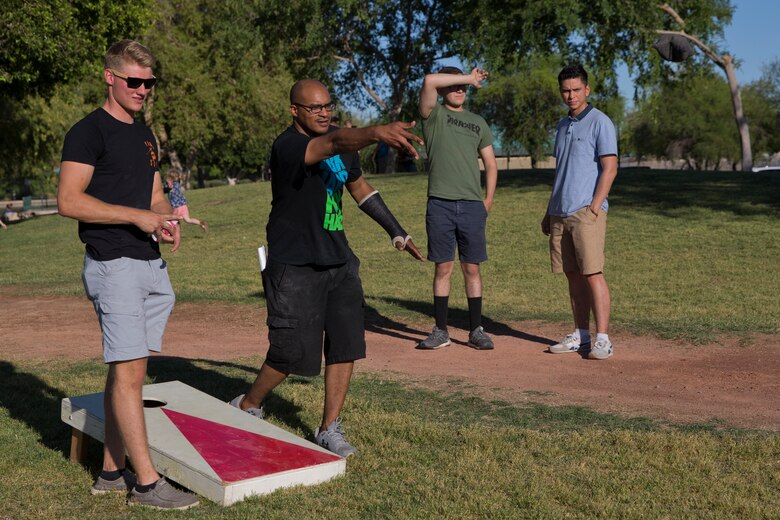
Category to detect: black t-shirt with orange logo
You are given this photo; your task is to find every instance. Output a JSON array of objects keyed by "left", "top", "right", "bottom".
[{"left": 61, "top": 108, "right": 161, "bottom": 261}]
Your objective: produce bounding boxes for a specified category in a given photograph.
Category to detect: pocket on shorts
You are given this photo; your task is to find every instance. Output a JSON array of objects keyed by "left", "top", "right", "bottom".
[
  {"left": 266, "top": 315, "right": 299, "bottom": 350},
  {"left": 98, "top": 299, "right": 142, "bottom": 317}
]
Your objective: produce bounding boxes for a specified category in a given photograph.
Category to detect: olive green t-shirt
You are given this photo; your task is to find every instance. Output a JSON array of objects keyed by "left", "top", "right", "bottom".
[{"left": 422, "top": 103, "right": 494, "bottom": 201}]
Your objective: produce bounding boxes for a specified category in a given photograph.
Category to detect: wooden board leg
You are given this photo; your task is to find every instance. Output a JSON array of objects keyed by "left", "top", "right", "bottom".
[{"left": 70, "top": 428, "right": 89, "bottom": 463}]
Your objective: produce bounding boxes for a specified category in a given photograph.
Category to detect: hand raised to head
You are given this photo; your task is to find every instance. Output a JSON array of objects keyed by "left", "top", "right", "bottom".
[{"left": 470, "top": 67, "right": 489, "bottom": 88}]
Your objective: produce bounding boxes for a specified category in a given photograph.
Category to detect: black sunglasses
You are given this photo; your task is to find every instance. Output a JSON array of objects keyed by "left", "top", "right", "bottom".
[{"left": 109, "top": 69, "right": 158, "bottom": 89}]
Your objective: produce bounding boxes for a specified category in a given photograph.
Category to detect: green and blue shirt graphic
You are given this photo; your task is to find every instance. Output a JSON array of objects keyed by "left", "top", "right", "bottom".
[{"left": 320, "top": 155, "right": 349, "bottom": 231}]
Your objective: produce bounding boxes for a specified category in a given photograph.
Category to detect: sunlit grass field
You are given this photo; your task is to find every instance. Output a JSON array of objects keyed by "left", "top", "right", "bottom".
[
  {"left": 1, "top": 357, "right": 777, "bottom": 519},
  {"left": 1, "top": 169, "right": 779, "bottom": 517}
]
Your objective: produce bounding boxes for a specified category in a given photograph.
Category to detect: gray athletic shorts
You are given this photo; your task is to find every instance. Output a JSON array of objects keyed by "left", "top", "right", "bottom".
[
  {"left": 82, "top": 254, "right": 175, "bottom": 363},
  {"left": 425, "top": 197, "right": 488, "bottom": 264}
]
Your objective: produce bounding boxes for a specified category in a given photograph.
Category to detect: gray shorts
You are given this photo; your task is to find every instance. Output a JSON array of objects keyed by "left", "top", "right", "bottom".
[
  {"left": 82, "top": 255, "right": 175, "bottom": 363},
  {"left": 425, "top": 197, "right": 488, "bottom": 264}
]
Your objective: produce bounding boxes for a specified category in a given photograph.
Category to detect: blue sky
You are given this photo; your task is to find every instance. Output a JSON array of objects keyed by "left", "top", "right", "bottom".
[{"left": 619, "top": 0, "right": 778, "bottom": 98}]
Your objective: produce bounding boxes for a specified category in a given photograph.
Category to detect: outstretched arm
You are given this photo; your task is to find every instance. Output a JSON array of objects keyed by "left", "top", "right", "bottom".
[
  {"left": 419, "top": 67, "right": 489, "bottom": 119},
  {"left": 305, "top": 122, "right": 424, "bottom": 166},
  {"left": 347, "top": 177, "right": 424, "bottom": 262}
]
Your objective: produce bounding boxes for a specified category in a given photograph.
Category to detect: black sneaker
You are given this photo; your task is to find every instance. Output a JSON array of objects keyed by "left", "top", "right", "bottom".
[
  {"left": 128, "top": 477, "right": 199, "bottom": 510},
  {"left": 467, "top": 326, "right": 494, "bottom": 350}
]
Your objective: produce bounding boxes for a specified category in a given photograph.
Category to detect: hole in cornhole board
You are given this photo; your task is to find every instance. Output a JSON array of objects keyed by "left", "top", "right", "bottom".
[{"left": 143, "top": 398, "right": 168, "bottom": 408}]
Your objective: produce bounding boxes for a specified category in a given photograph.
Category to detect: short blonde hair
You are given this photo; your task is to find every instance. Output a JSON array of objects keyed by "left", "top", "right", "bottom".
[
  {"left": 104, "top": 40, "right": 156, "bottom": 70},
  {"left": 166, "top": 168, "right": 182, "bottom": 183}
]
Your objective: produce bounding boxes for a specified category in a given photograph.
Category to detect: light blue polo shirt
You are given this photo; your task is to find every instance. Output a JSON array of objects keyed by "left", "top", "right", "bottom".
[{"left": 547, "top": 104, "right": 617, "bottom": 217}]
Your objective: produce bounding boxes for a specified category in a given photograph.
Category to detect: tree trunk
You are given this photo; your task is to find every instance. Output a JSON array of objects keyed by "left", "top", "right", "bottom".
[{"left": 723, "top": 57, "right": 753, "bottom": 172}]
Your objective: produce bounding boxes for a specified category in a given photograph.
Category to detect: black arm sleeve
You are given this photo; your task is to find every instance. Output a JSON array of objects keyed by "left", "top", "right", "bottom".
[{"left": 358, "top": 191, "right": 410, "bottom": 247}]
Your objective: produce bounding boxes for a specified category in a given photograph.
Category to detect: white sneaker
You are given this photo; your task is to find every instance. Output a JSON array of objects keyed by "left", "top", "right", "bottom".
[
  {"left": 588, "top": 339, "right": 613, "bottom": 360},
  {"left": 548, "top": 334, "right": 587, "bottom": 354},
  {"left": 228, "top": 394, "right": 264, "bottom": 419}
]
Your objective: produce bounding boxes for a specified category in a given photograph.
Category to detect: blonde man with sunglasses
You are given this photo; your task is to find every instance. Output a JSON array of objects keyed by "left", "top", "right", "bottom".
[{"left": 58, "top": 40, "right": 198, "bottom": 510}]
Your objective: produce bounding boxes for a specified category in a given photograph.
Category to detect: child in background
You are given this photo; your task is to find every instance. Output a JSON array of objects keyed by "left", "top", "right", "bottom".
[{"left": 165, "top": 169, "right": 208, "bottom": 233}]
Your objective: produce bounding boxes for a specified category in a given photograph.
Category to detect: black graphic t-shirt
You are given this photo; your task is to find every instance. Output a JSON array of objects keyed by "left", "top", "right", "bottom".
[
  {"left": 267, "top": 125, "right": 362, "bottom": 266},
  {"left": 61, "top": 108, "right": 161, "bottom": 261}
]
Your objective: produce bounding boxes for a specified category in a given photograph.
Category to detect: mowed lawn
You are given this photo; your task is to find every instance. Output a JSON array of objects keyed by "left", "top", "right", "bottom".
[
  {"left": 2, "top": 168, "right": 779, "bottom": 341},
  {"left": 1, "top": 169, "right": 779, "bottom": 518}
]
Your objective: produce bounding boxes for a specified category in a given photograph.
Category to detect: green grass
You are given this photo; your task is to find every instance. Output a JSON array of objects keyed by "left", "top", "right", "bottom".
[
  {"left": 1, "top": 357, "right": 777, "bottom": 519},
  {"left": 2, "top": 169, "right": 779, "bottom": 342},
  {"left": 2, "top": 172, "right": 778, "bottom": 516}
]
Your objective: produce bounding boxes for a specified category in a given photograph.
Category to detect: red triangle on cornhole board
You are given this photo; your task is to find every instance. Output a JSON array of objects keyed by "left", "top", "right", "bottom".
[{"left": 162, "top": 408, "right": 341, "bottom": 482}]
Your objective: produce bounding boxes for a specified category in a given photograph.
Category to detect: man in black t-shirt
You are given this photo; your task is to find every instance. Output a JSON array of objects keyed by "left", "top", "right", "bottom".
[
  {"left": 230, "top": 79, "right": 424, "bottom": 457},
  {"left": 58, "top": 40, "right": 197, "bottom": 509}
]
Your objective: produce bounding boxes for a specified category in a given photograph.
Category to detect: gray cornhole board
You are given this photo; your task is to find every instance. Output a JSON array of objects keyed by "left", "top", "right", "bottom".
[{"left": 61, "top": 380, "right": 345, "bottom": 505}]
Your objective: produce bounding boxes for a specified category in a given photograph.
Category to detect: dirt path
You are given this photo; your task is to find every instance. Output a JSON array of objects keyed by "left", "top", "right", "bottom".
[{"left": 4, "top": 289, "right": 778, "bottom": 430}]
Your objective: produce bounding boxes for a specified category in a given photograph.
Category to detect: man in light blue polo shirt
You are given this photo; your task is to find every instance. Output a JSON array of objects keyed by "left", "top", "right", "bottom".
[{"left": 541, "top": 64, "right": 618, "bottom": 360}]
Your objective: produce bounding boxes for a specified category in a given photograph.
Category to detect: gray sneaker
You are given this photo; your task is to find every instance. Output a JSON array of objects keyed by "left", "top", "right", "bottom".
[
  {"left": 128, "top": 477, "right": 199, "bottom": 510},
  {"left": 588, "top": 339, "right": 613, "bottom": 360},
  {"left": 315, "top": 417, "right": 357, "bottom": 458},
  {"left": 229, "top": 394, "right": 264, "bottom": 419},
  {"left": 467, "top": 326, "right": 494, "bottom": 350},
  {"left": 549, "top": 334, "right": 587, "bottom": 354},
  {"left": 90, "top": 470, "right": 136, "bottom": 495},
  {"left": 417, "top": 326, "right": 451, "bottom": 349}
]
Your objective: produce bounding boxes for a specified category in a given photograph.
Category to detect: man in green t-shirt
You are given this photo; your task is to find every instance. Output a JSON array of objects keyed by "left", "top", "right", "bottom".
[{"left": 417, "top": 66, "right": 498, "bottom": 350}]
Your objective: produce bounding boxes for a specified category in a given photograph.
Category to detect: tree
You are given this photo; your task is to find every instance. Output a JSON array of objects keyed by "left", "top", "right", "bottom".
[
  {"left": 0, "top": 0, "right": 153, "bottom": 97},
  {"left": 454, "top": 1, "right": 754, "bottom": 169},
  {"left": 0, "top": 0, "right": 153, "bottom": 195},
  {"left": 470, "top": 57, "right": 561, "bottom": 166},
  {"left": 625, "top": 72, "right": 740, "bottom": 170},
  {"left": 332, "top": 0, "right": 457, "bottom": 121},
  {"left": 455, "top": 0, "right": 732, "bottom": 94},
  {"left": 328, "top": 0, "right": 459, "bottom": 172},
  {"left": 143, "top": 0, "right": 313, "bottom": 185},
  {"left": 654, "top": 3, "right": 752, "bottom": 171},
  {"left": 742, "top": 60, "right": 780, "bottom": 162}
]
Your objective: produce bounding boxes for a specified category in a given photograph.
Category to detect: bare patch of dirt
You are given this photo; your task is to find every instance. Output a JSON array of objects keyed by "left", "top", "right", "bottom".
[{"left": 4, "top": 289, "right": 778, "bottom": 430}]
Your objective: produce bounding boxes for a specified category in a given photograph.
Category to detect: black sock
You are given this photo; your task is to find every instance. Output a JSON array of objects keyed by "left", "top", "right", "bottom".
[
  {"left": 134, "top": 479, "right": 160, "bottom": 493},
  {"left": 434, "top": 296, "right": 449, "bottom": 330},
  {"left": 100, "top": 469, "right": 124, "bottom": 481},
  {"left": 468, "top": 297, "right": 482, "bottom": 331}
]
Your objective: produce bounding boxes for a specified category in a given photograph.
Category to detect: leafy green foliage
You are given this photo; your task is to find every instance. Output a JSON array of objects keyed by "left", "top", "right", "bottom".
[
  {"left": 0, "top": 80, "right": 104, "bottom": 198},
  {"left": 455, "top": 0, "right": 733, "bottom": 96},
  {"left": 145, "top": 0, "right": 298, "bottom": 179},
  {"left": 0, "top": 0, "right": 153, "bottom": 97},
  {"left": 628, "top": 74, "right": 740, "bottom": 169},
  {"left": 741, "top": 59, "right": 780, "bottom": 160},
  {"left": 331, "top": 0, "right": 459, "bottom": 120},
  {"left": 471, "top": 57, "right": 562, "bottom": 163}
]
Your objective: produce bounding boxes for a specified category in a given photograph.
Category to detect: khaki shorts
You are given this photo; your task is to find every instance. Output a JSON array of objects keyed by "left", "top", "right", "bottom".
[{"left": 549, "top": 206, "right": 607, "bottom": 275}]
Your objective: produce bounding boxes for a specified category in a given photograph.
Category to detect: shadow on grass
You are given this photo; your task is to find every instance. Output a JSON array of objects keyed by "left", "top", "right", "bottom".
[
  {"left": 497, "top": 168, "right": 780, "bottom": 217},
  {"left": 0, "top": 361, "right": 70, "bottom": 456},
  {"left": 369, "top": 297, "right": 556, "bottom": 347},
  {"left": 147, "top": 357, "right": 317, "bottom": 438}
]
